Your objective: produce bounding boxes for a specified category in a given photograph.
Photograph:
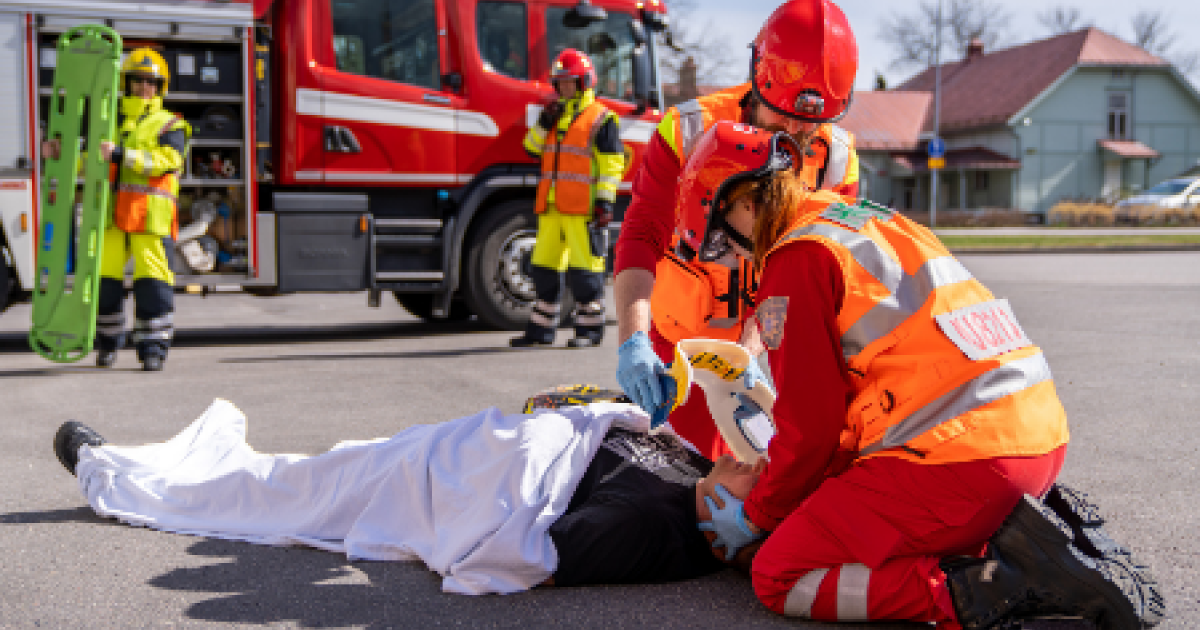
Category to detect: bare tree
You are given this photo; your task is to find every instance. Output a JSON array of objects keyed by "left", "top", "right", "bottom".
[
  {"left": 878, "top": 0, "right": 1011, "bottom": 71},
  {"left": 1037, "top": 6, "right": 1087, "bottom": 35},
  {"left": 1130, "top": 10, "right": 1174, "bottom": 57},
  {"left": 1128, "top": 10, "right": 1199, "bottom": 81},
  {"left": 657, "top": 0, "right": 739, "bottom": 93}
]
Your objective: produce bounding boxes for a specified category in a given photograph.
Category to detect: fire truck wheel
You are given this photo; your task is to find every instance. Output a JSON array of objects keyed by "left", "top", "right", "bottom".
[
  {"left": 463, "top": 199, "right": 574, "bottom": 330},
  {"left": 392, "top": 293, "right": 471, "bottom": 322}
]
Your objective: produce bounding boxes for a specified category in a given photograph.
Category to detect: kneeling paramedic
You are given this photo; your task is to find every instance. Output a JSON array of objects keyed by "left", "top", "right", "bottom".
[
  {"left": 510, "top": 48, "right": 625, "bottom": 349},
  {"left": 684, "top": 122, "right": 1162, "bottom": 630},
  {"left": 44, "top": 47, "right": 190, "bottom": 371}
]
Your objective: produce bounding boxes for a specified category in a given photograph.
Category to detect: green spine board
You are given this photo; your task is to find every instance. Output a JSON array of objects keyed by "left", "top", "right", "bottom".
[{"left": 29, "top": 25, "right": 122, "bottom": 362}]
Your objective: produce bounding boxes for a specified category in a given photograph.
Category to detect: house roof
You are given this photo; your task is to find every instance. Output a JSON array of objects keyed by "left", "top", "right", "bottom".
[
  {"left": 895, "top": 28, "right": 1168, "bottom": 133},
  {"left": 1098, "top": 139, "right": 1160, "bottom": 159},
  {"left": 839, "top": 91, "right": 932, "bottom": 150}
]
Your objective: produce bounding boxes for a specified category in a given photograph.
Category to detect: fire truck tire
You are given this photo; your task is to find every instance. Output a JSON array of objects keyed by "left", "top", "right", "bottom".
[
  {"left": 392, "top": 293, "right": 471, "bottom": 322},
  {"left": 462, "top": 199, "right": 574, "bottom": 330}
]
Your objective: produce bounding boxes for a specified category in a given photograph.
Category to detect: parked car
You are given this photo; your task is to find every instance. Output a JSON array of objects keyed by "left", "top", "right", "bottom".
[{"left": 1114, "top": 178, "right": 1200, "bottom": 224}]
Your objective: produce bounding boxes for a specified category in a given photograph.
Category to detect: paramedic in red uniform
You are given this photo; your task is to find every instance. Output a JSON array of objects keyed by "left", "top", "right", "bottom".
[
  {"left": 613, "top": 0, "right": 861, "bottom": 458},
  {"left": 683, "top": 121, "right": 1161, "bottom": 630}
]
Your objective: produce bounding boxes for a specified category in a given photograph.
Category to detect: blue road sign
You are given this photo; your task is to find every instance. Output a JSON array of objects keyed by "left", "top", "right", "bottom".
[{"left": 927, "top": 137, "right": 946, "bottom": 158}]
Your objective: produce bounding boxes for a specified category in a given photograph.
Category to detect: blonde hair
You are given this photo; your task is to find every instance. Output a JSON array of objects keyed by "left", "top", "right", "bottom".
[{"left": 723, "top": 171, "right": 807, "bottom": 270}]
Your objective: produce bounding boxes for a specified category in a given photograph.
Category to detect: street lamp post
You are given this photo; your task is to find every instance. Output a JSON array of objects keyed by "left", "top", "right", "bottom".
[{"left": 930, "top": 0, "right": 941, "bottom": 228}]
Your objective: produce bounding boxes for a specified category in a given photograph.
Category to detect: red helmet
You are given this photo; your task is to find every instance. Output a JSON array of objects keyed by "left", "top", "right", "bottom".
[
  {"left": 550, "top": 48, "right": 597, "bottom": 90},
  {"left": 676, "top": 121, "right": 801, "bottom": 262},
  {"left": 751, "top": 0, "right": 858, "bottom": 123}
]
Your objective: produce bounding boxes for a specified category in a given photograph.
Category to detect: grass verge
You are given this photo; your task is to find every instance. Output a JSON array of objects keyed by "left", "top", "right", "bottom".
[{"left": 938, "top": 234, "right": 1200, "bottom": 250}]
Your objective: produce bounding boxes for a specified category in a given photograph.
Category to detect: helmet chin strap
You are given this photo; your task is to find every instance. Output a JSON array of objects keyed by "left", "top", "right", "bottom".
[{"left": 711, "top": 213, "right": 755, "bottom": 255}]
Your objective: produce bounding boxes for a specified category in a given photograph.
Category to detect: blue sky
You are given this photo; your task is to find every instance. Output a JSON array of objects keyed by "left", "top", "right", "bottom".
[{"left": 684, "top": 0, "right": 1200, "bottom": 90}]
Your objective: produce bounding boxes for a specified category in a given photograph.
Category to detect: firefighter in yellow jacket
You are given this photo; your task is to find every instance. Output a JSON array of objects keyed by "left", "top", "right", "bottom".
[
  {"left": 510, "top": 49, "right": 625, "bottom": 348},
  {"left": 46, "top": 48, "right": 191, "bottom": 371}
]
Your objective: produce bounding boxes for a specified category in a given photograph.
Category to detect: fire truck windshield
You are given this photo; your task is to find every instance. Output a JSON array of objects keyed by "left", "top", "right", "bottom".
[{"left": 545, "top": 8, "right": 653, "bottom": 104}]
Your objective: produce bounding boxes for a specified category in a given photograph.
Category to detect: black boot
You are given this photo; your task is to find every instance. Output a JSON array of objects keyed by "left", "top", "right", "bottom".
[
  {"left": 942, "top": 494, "right": 1164, "bottom": 630},
  {"left": 96, "top": 350, "right": 117, "bottom": 368},
  {"left": 52, "top": 421, "right": 106, "bottom": 476},
  {"left": 510, "top": 321, "right": 556, "bottom": 348},
  {"left": 566, "top": 326, "right": 604, "bottom": 348}
]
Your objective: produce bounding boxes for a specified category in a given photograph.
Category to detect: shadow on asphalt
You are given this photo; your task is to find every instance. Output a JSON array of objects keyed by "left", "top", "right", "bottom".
[
  {"left": 0, "top": 506, "right": 104, "bottom": 525},
  {"left": 0, "top": 320, "right": 497, "bottom": 354},
  {"left": 220, "top": 345, "right": 591, "bottom": 364}
]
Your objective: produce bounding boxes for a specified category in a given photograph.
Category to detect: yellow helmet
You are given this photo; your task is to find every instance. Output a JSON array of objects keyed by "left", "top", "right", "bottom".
[{"left": 121, "top": 48, "right": 169, "bottom": 95}]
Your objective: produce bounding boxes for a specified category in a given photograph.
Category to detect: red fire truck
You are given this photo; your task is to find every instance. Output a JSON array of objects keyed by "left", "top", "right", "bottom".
[{"left": 0, "top": 0, "right": 669, "bottom": 329}]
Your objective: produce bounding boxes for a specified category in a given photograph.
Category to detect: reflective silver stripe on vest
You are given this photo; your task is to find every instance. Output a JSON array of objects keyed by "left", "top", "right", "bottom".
[
  {"left": 836, "top": 563, "right": 871, "bottom": 621},
  {"left": 779, "top": 223, "right": 972, "bottom": 360},
  {"left": 676, "top": 99, "right": 704, "bottom": 158},
  {"left": 557, "top": 145, "right": 592, "bottom": 157},
  {"left": 116, "top": 183, "right": 178, "bottom": 203},
  {"left": 783, "top": 568, "right": 828, "bottom": 618},
  {"left": 859, "top": 352, "right": 1053, "bottom": 456},
  {"left": 842, "top": 256, "right": 974, "bottom": 358},
  {"left": 555, "top": 172, "right": 596, "bottom": 184},
  {"left": 823, "top": 125, "right": 852, "bottom": 190}
]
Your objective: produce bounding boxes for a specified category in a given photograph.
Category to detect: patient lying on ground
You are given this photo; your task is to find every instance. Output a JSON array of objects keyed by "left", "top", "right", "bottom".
[{"left": 54, "top": 394, "right": 760, "bottom": 595}]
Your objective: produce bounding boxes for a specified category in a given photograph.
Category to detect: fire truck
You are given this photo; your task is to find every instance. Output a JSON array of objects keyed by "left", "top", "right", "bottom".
[{"left": 0, "top": 0, "right": 669, "bottom": 329}]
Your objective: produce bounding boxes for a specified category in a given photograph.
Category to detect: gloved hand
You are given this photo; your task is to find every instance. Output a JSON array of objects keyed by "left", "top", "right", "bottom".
[
  {"left": 742, "top": 355, "right": 772, "bottom": 391},
  {"left": 537, "top": 99, "right": 564, "bottom": 129},
  {"left": 617, "top": 331, "right": 666, "bottom": 417},
  {"left": 592, "top": 200, "right": 613, "bottom": 228},
  {"left": 698, "top": 483, "right": 764, "bottom": 561}
]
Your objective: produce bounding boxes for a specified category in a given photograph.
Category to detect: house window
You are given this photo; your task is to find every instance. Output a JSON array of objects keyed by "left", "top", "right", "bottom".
[
  {"left": 1107, "top": 92, "right": 1129, "bottom": 139},
  {"left": 974, "top": 171, "right": 990, "bottom": 191}
]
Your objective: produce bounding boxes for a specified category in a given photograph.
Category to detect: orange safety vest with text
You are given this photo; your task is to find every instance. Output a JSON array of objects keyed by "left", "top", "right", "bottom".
[
  {"left": 762, "top": 192, "right": 1070, "bottom": 464},
  {"left": 651, "top": 83, "right": 858, "bottom": 344},
  {"left": 534, "top": 102, "right": 611, "bottom": 216}
]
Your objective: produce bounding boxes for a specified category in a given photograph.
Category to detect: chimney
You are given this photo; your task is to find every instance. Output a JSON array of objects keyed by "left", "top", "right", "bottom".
[{"left": 966, "top": 38, "right": 984, "bottom": 60}]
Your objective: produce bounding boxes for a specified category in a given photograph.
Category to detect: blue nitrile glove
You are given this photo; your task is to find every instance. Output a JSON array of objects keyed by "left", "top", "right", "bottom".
[
  {"left": 742, "top": 355, "right": 771, "bottom": 391},
  {"left": 648, "top": 371, "right": 678, "bottom": 429},
  {"left": 617, "top": 331, "right": 666, "bottom": 416},
  {"left": 698, "top": 484, "right": 764, "bottom": 561}
]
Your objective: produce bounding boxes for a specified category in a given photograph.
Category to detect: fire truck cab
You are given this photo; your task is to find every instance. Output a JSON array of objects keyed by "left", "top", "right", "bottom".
[{"left": 0, "top": 0, "right": 668, "bottom": 329}]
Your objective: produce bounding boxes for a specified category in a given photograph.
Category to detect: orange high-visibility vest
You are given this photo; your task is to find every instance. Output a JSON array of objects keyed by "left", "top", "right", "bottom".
[
  {"left": 652, "top": 84, "right": 857, "bottom": 345},
  {"left": 762, "top": 192, "right": 1070, "bottom": 464},
  {"left": 651, "top": 246, "right": 756, "bottom": 343},
  {"left": 535, "top": 102, "right": 611, "bottom": 216}
]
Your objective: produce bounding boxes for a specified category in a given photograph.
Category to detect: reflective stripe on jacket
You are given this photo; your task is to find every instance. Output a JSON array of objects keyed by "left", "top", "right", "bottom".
[
  {"left": 528, "top": 91, "right": 621, "bottom": 215},
  {"left": 763, "top": 192, "right": 1070, "bottom": 464},
  {"left": 650, "top": 83, "right": 859, "bottom": 344},
  {"left": 108, "top": 108, "right": 190, "bottom": 237}
]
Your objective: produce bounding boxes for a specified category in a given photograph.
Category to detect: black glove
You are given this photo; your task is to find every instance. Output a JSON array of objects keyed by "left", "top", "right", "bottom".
[
  {"left": 592, "top": 200, "right": 613, "bottom": 227},
  {"left": 538, "top": 99, "right": 564, "bottom": 129}
]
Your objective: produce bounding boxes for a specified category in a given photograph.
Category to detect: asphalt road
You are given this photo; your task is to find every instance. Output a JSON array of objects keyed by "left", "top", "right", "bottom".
[{"left": 1, "top": 251, "right": 1197, "bottom": 629}]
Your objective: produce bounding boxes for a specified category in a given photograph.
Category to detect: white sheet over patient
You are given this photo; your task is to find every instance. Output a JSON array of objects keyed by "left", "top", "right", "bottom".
[{"left": 75, "top": 398, "right": 650, "bottom": 595}]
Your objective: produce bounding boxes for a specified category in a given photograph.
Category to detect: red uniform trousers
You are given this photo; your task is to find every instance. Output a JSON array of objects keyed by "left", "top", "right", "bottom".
[
  {"left": 649, "top": 325, "right": 736, "bottom": 460},
  {"left": 750, "top": 446, "right": 1066, "bottom": 628}
]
